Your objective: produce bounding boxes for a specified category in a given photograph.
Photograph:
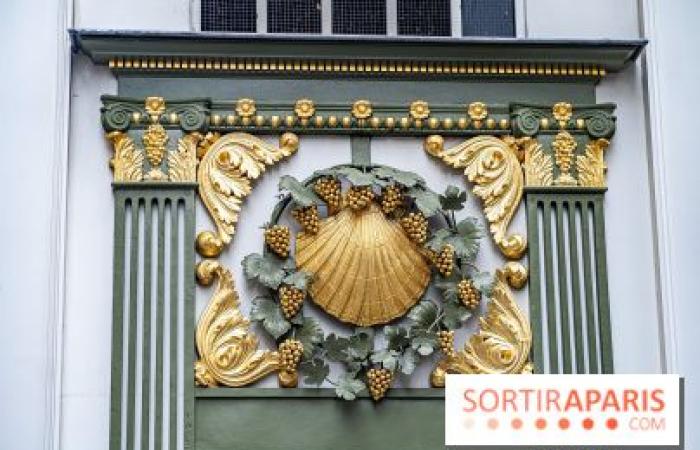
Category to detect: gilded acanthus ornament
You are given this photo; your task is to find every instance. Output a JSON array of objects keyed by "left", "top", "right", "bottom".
[
  {"left": 196, "top": 132, "right": 299, "bottom": 257},
  {"left": 194, "top": 260, "right": 282, "bottom": 387},
  {"left": 168, "top": 132, "right": 200, "bottom": 182},
  {"left": 577, "top": 138, "right": 609, "bottom": 187},
  {"left": 409, "top": 100, "right": 431, "bottom": 120},
  {"left": 552, "top": 131, "right": 578, "bottom": 186},
  {"left": 431, "top": 263, "right": 532, "bottom": 387},
  {"left": 424, "top": 134, "right": 528, "bottom": 259},
  {"left": 351, "top": 100, "right": 373, "bottom": 119},
  {"left": 522, "top": 139, "right": 554, "bottom": 187},
  {"left": 107, "top": 131, "right": 143, "bottom": 182}
]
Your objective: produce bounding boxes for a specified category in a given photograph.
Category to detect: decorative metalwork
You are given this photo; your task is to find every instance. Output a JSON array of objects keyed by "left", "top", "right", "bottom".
[
  {"left": 409, "top": 100, "right": 430, "bottom": 120},
  {"left": 194, "top": 260, "right": 281, "bottom": 387},
  {"left": 107, "top": 131, "right": 143, "bottom": 182},
  {"left": 235, "top": 98, "right": 256, "bottom": 117},
  {"left": 577, "top": 138, "right": 609, "bottom": 187},
  {"left": 196, "top": 132, "right": 299, "bottom": 257},
  {"left": 142, "top": 123, "right": 169, "bottom": 180},
  {"left": 294, "top": 99, "right": 315, "bottom": 119},
  {"left": 351, "top": 100, "right": 373, "bottom": 119},
  {"left": 523, "top": 139, "right": 553, "bottom": 187},
  {"left": 552, "top": 131, "right": 578, "bottom": 186},
  {"left": 552, "top": 102, "right": 572, "bottom": 128},
  {"left": 468, "top": 101, "right": 488, "bottom": 121},
  {"left": 431, "top": 263, "right": 532, "bottom": 386},
  {"left": 295, "top": 204, "right": 431, "bottom": 326},
  {"left": 424, "top": 134, "right": 528, "bottom": 259},
  {"left": 168, "top": 133, "right": 200, "bottom": 182}
]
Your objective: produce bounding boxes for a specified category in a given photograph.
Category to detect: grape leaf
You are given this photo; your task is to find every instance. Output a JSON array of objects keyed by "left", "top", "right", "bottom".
[
  {"left": 411, "top": 332, "right": 437, "bottom": 356},
  {"left": 442, "top": 300, "right": 472, "bottom": 330},
  {"left": 425, "top": 228, "right": 452, "bottom": 252},
  {"left": 399, "top": 348, "right": 418, "bottom": 375},
  {"left": 445, "top": 218, "right": 481, "bottom": 260},
  {"left": 372, "top": 166, "right": 425, "bottom": 188},
  {"left": 370, "top": 349, "right": 400, "bottom": 371},
  {"left": 439, "top": 185, "right": 467, "bottom": 211},
  {"left": 242, "top": 253, "right": 286, "bottom": 289},
  {"left": 250, "top": 296, "right": 290, "bottom": 339},
  {"left": 346, "top": 329, "right": 373, "bottom": 360},
  {"left": 408, "top": 187, "right": 442, "bottom": 217},
  {"left": 408, "top": 301, "right": 439, "bottom": 330},
  {"left": 279, "top": 175, "right": 322, "bottom": 207},
  {"left": 299, "top": 358, "right": 329, "bottom": 386},
  {"left": 472, "top": 271, "right": 494, "bottom": 297},
  {"left": 384, "top": 325, "right": 410, "bottom": 351},
  {"left": 283, "top": 271, "right": 313, "bottom": 291},
  {"left": 334, "top": 167, "right": 376, "bottom": 186},
  {"left": 296, "top": 317, "right": 324, "bottom": 358},
  {"left": 335, "top": 374, "right": 366, "bottom": 401}
]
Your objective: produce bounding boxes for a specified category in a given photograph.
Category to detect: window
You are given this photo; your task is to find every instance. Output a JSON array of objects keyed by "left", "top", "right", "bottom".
[
  {"left": 397, "top": 0, "right": 451, "bottom": 37},
  {"left": 462, "top": 0, "right": 515, "bottom": 37},
  {"left": 201, "top": 0, "right": 256, "bottom": 32},
  {"left": 332, "top": 0, "right": 387, "bottom": 35},
  {"left": 268, "top": 0, "right": 322, "bottom": 34}
]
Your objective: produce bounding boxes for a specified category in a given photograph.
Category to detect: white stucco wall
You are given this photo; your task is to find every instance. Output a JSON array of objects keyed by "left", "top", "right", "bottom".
[{"left": 3, "top": 0, "right": 698, "bottom": 449}]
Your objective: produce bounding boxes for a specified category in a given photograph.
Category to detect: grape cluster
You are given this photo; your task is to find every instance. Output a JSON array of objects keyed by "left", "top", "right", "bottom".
[
  {"left": 437, "top": 330, "right": 455, "bottom": 357},
  {"left": 367, "top": 368, "right": 393, "bottom": 401},
  {"left": 279, "top": 285, "right": 305, "bottom": 319},
  {"left": 346, "top": 186, "right": 375, "bottom": 211},
  {"left": 278, "top": 339, "right": 304, "bottom": 373},
  {"left": 400, "top": 212, "right": 428, "bottom": 244},
  {"left": 458, "top": 279, "right": 481, "bottom": 310},
  {"left": 381, "top": 185, "right": 403, "bottom": 214},
  {"left": 435, "top": 244, "right": 455, "bottom": 276},
  {"left": 314, "top": 177, "right": 342, "bottom": 212},
  {"left": 292, "top": 205, "right": 320, "bottom": 234},
  {"left": 264, "top": 225, "right": 290, "bottom": 258}
]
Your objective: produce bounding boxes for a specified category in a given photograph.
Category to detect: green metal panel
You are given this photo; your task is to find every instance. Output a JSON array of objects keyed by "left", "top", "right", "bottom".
[
  {"left": 109, "top": 184, "right": 196, "bottom": 450},
  {"left": 525, "top": 189, "right": 613, "bottom": 375},
  {"left": 194, "top": 389, "right": 445, "bottom": 450}
]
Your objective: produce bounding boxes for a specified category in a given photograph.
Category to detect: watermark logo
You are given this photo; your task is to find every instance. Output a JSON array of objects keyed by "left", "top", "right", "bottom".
[{"left": 445, "top": 374, "right": 681, "bottom": 447}]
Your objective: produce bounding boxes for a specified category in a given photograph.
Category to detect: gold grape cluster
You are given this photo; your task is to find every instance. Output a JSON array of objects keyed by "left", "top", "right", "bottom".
[
  {"left": 367, "top": 368, "right": 393, "bottom": 401},
  {"left": 437, "top": 330, "right": 455, "bottom": 357},
  {"left": 314, "top": 177, "right": 342, "bottom": 213},
  {"left": 400, "top": 212, "right": 428, "bottom": 244},
  {"left": 381, "top": 185, "right": 403, "bottom": 214},
  {"left": 278, "top": 339, "right": 304, "bottom": 373},
  {"left": 458, "top": 279, "right": 481, "bottom": 310},
  {"left": 264, "top": 225, "right": 290, "bottom": 258},
  {"left": 346, "top": 185, "right": 375, "bottom": 211},
  {"left": 292, "top": 205, "right": 320, "bottom": 234},
  {"left": 434, "top": 244, "right": 455, "bottom": 276},
  {"left": 279, "top": 285, "right": 305, "bottom": 318}
]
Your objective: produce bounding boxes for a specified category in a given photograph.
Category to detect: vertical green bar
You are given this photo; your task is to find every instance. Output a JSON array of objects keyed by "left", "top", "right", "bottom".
[
  {"left": 169, "top": 199, "right": 178, "bottom": 450},
  {"left": 580, "top": 200, "right": 599, "bottom": 374},
  {"left": 350, "top": 136, "right": 372, "bottom": 166},
  {"left": 126, "top": 197, "right": 140, "bottom": 448},
  {"left": 525, "top": 195, "right": 544, "bottom": 374},
  {"left": 141, "top": 199, "right": 153, "bottom": 450},
  {"left": 154, "top": 199, "right": 165, "bottom": 450},
  {"left": 183, "top": 193, "right": 196, "bottom": 450},
  {"left": 542, "top": 199, "right": 558, "bottom": 374},
  {"left": 109, "top": 195, "right": 126, "bottom": 450},
  {"left": 567, "top": 202, "right": 585, "bottom": 373},
  {"left": 555, "top": 200, "right": 572, "bottom": 373},
  {"left": 593, "top": 198, "right": 614, "bottom": 373}
]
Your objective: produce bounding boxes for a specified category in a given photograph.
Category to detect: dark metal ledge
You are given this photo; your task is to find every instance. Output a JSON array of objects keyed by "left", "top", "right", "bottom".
[{"left": 70, "top": 29, "right": 646, "bottom": 80}]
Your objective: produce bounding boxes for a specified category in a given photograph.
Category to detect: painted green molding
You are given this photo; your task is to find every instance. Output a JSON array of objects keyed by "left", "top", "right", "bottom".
[
  {"left": 511, "top": 103, "right": 616, "bottom": 138},
  {"left": 101, "top": 95, "right": 210, "bottom": 133}
]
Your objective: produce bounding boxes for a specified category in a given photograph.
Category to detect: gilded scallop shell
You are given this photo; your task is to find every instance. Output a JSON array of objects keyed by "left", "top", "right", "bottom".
[{"left": 295, "top": 204, "right": 431, "bottom": 326}]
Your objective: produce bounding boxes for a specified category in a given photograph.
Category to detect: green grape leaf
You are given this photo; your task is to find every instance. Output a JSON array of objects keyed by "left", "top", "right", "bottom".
[
  {"left": 442, "top": 301, "right": 472, "bottom": 330},
  {"left": 299, "top": 358, "right": 329, "bottom": 386},
  {"left": 335, "top": 167, "right": 376, "bottom": 186},
  {"left": 445, "top": 228, "right": 480, "bottom": 261},
  {"left": 370, "top": 349, "right": 400, "bottom": 371},
  {"left": 335, "top": 374, "right": 366, "bottom": 401},
  {"left": 242, "top": 253, "right": 287, "bottom": 289},
  {"left": 408, "top": 187, "right": 442, "bottom": 217},
  {"left": 408, "top": 301, "right": 439, "bottom": 330},
  {"left": 472, "top": 271, "right": 495, "bottom": 297},
  {"left": 279, "top": 175, "right": 322, "bottom": 207},
  {"left": 346, "top": 329, "right": 374, "bottom": 360},
  {"left": 411, "top": 332, "right": 437, "bottom": 356},
  {"left": 324, "top": 333, "right": 351, "bottom": 362},
  {"left": 297, "top": 317, "right": 324, "bottom": 358},
  {"left": 425, "top": 228, "right": 452, "bottom": 252},
  {"left": 383, "top": 325, "right": 410, "bottom": 351},
  {"left": 250, "top": 296, "right": 290, "bottom": 339},
  {"left": 372, "top": 166, "right": 425, "bottom": 188},
  {"left": 399, "top": 348, "right": 419, "bottom": 375},
  {"left": 282, "top": 271, "right": 313, "bottom": 291},
  {"left": 439, "top": 185, "right": 467, "bottom": 211}
]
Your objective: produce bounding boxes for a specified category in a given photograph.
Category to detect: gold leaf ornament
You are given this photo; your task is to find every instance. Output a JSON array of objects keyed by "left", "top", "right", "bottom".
[
  {"left": 168, "top": 132, "right": 200, "bottom": 182},
  {"left": 196, "top": 132, "right": 299, "bottom": 257},
  {"left": 107, "top": 131, "right": 143, "bottom": 182},
  {"left": 523, "top": 139, "right": 553, "bottom": 187},
  {"left": 424, "top": 134, "right": 527, "bottom": 259},
  {"left": 576, "top": 138, "right": 609, "bottom": 187},
  {"left": 195, "top": 260, "right": 280, "bottom": 387},
  {"left": 431, "top": 263, "right": 532, "bottom": 386}
]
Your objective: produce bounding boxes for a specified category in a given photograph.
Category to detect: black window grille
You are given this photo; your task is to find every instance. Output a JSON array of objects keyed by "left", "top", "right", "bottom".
[
  {"left": 332, "top": 0, "right": 387, "bottom": 35},
  {"left": 397, "top": 0, "right": 451, "bottom": 36},
  {"left": 201, "top": 0, "right": 257, "bottom": 32},
  {"left": 268, "top": 0, "right": 322, "bottom": 33},
  {"left": 461, "top": 0, "right": 515, "bottom": 37}
]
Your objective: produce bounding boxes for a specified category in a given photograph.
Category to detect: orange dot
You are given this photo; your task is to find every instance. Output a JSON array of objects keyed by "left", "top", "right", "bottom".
[
  {"left": 558, "top": 418, "right": 570, "bottom": 430},
  {"left": 535, "top": 418, "right": 547, "bottom": 430},
  {"left": 606, "top": 418, "right": 618, "bottom": 430},
  {"left": 487, "top": 418, "right": 499, "bottom": 430},
  {"left": 582, "top": 418, "right": 594, "bottom": 430},
  {"left": 511, "top": 418, "right": 523, "bottom": 430}
]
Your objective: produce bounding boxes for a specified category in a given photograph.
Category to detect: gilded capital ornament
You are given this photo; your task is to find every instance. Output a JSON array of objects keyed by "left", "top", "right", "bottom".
[{"left": 552, "top": 131, "right": 578, "bottom": 186}]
